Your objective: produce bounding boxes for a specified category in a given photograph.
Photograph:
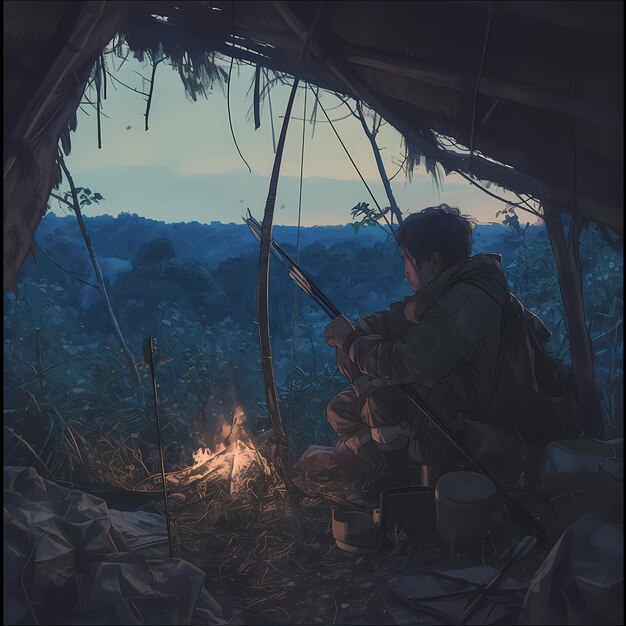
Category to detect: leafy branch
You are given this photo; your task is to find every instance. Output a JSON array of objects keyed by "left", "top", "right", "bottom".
[{"left": 350, "top": 201, "right": 392, "bottom": 233}]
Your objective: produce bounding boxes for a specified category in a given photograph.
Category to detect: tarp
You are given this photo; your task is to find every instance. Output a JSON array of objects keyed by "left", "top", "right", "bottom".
[
  {"left": 384, "top": 565, "right": 527, "bottom": 625},
  {"left": 521, "top": 510, "right": 623, "bottom": 625},
  {"left": 539, "top": 438, "right": 623, "bottom": 494},
  {"left": 3, "top": 466, "right": 225, "bottom": 625}
]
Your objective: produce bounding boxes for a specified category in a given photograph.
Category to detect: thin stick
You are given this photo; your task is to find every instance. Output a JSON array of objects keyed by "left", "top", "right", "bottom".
[
  {"left": 33, "top": 235, "right": 98, "bottom": 288},
  {"left": 4, "top": 359, "right": 77, "bottom": 399},
  {"left": 95, "top": 56, "right": 102, "bottom": 149},
  {"left": 144, "top": 337, "right": 174, "bottom": 558},
  {"left": 287, "top": 85, "right": 308, "bottom": 439},
  {"left": 144, "top": 53, "right": 160, "bottom": 131},
  {"left": 58, "top": 158, "right": 142, "bottom": 389},
  {"left": 354, "top": 100, "right": 403, "bottom": 225},
  {"left": 265, "top": 68, "right": 277, "bottom": 153},
  {"left": 227, "top": 55, "right": 251, "bottom": 171},
  {"left": 4, "top": 425, "right": 55, "bottom": 480}
]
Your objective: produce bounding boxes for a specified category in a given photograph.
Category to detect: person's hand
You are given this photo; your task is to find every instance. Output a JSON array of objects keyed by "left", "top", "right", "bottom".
[
  {"left": 324, "top": 315, "right": 356, "bottom": 349},
  {"left": 403, "top": 299, "right": 418, "bottom": 323}
]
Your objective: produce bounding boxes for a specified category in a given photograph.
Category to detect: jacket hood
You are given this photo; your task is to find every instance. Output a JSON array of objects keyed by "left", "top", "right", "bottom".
[
  {"left": 440, "top": 253, "right": 509, "bottom": 300},
  {"left": 411, "top": 253, "right": 509, "bottom": 317}
]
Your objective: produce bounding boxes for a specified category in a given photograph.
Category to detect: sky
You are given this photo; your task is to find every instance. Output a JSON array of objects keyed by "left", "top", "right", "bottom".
[{"left": 58, "top": 45, "right": 527, "bottom": 227}]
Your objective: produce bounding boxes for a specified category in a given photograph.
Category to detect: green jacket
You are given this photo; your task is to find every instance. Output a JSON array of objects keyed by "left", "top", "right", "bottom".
[
  {"left": 349, "top": 252, "right": 557, "bottom": 480},
  {"left": 351, "top": 253, "right": 510, "bottom": 393}
]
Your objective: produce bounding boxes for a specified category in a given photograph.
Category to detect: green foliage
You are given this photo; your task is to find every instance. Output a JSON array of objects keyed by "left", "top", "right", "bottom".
[
  {"left": 279, "top": 362, "right": 344, "bottom": 457},
  {"left": 496, "top": 205, "right": 524, "bottom": 234},
  {"left": 67, "top": 187, "right": 105, "bottom": 209},
  {"left": 134, "top": 238, "right": 177, "bottom": 266},
  {"left": 351, "top": 202, "right": 391, "bottom": 233},
  {"left": 496, "top": 208, "right": 623, "bottom": 435},
  {"left": 4, "top": 216, "right": 622, "bottom": 488}
]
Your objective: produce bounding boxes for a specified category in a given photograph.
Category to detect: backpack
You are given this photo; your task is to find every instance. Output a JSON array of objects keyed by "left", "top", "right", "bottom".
[{"left": 488, "top": 292, "right": 582, "bottom": 445}]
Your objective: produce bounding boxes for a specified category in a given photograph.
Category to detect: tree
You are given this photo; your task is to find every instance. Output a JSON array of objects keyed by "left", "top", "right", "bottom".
[{"left": 134, "top": 238, "right": 176, "bottom": 271}]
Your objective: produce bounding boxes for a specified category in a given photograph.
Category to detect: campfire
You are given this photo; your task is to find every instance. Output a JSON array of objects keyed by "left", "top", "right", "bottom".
[{"left": 155, "top": 406, "right": 285, "bottom": 511}]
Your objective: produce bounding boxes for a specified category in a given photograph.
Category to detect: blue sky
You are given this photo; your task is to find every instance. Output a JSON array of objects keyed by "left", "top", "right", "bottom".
[{"left": 58, "top": 45, "right": 526, "bottom": 226}]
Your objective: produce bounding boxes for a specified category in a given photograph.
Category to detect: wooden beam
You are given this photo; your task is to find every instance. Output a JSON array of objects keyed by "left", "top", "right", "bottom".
[
  {"left": 344, "top": 48, "right": 619, "bottom": 126},
  {"left": 543, "top": 206, "right": 605, "bottom": 438},
  {"left": 272, "top": 3, "right": 624, "bottom": 234},
  {"left": 447, "top": 0, "right": 622, "bottom": 43},
  {"left": 271, "top": 2, "right": 546, "bottom": 199}
]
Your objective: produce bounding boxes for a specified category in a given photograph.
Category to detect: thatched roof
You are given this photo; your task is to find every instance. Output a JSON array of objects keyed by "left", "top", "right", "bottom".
[{"left": 4, "top": 1, "right": 623, "bottom": 292}]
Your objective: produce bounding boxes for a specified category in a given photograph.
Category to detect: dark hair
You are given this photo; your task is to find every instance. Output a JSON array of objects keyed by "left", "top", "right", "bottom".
[{"left": 397, "top": 204, "right": 476, "bottom": 267}]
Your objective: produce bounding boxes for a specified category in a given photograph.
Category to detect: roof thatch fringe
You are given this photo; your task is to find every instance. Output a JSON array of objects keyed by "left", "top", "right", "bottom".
[
  {"left": 59, "top": 108, "right": 77, "bottom": 157},
  {"left": 402, "top": 128, "right": 443, "bottom": 192},
  {"left": 114, "top": 27, "right": 228, "bottom": 102}
]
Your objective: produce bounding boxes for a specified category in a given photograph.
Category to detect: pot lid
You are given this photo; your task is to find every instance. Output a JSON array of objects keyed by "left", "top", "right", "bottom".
[{"left": 435, "top": 471, "right": 496, "bottom": 505}]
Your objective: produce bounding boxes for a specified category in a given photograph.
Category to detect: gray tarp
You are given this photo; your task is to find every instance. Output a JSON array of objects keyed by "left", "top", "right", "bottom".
[
  {"left": 3, "top": 466, "right": 225, "bottom": 625},
  {"left": 385, "top": 565, "right": 527, "bottom": 625},
  {"left": 521, "top": 510, "right": 623, "bottom": 625},
  {"left": 538, "top": 438, "right": 623, "bottom": 493}
]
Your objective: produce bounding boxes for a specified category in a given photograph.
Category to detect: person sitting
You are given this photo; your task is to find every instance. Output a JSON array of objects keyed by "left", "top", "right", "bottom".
[{"left": 324, "top": 204, "right": 579, "bottom": 501}]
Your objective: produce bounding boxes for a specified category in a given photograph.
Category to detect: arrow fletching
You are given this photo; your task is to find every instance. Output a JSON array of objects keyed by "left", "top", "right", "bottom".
[
  {"left": 244, "top": 213, "right": 341, "bottom": 319},
  {"left": 245, "top": 219, "right": 262, "bottom": 243}
]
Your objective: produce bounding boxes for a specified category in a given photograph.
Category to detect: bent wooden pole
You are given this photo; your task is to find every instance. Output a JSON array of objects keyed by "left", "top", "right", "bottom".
[
  {"left": 59, "top": 157, "right": 142, "bottom": 392},
  {"left": 257, "top": 79, "right": 304, "bottom": 533}
]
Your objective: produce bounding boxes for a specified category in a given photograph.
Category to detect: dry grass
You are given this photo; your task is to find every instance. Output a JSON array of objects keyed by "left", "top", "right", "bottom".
[
  {"left": 5, "top": 419, "right": 555, "bottom": 625},
  {"left": 126, "top": 431, "right": 550, "bottom": 624}
]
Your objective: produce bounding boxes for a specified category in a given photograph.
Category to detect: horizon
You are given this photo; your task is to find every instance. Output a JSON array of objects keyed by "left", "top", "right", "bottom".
[
  {"left": 45, "top": 209, "right": 516, "bottom": 229},
  {"left": 57, "top": 42, "right": 536, "bottom": 228}
]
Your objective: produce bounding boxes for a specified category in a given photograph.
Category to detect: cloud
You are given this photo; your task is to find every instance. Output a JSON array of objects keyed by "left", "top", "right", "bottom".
[{"left": 64, "top": 53, "right": 522, "bottom": 226}]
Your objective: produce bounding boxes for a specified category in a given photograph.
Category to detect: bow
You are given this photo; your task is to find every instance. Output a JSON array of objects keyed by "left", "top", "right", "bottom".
[
  {"left": 245, "top": 218, "right": 552, "bottom": 548},
  {"left": 254, "top": 2, "right": 325, "bottom": 533}
]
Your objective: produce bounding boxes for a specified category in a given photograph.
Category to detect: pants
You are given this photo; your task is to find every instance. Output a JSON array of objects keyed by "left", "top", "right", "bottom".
[
  {"left": 327, "top": 348, "right": 426, "bottom": 456},
  {"left": 327, "top": 348, "right": 463, "bottom": 480},
  {"left": 327, "top": 385, "right": 415, "bottom": 453},
  {"left": 327, "top": 349, "right": 527, "bottom": 484}
]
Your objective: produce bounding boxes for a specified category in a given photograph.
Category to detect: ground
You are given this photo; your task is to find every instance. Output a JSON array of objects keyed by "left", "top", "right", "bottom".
[{"left": 139, "top": 433, "right": 558, "bottom": 625}]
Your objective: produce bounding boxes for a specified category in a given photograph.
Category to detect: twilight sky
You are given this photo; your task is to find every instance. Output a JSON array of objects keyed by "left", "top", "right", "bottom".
[{"left": 58, "top": 46, "right": 526, "bottom": 227}]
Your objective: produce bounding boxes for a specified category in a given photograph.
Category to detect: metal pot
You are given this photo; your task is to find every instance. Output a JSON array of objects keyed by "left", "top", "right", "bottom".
[
  {"left": 435, "top": 471, "right": 498, "bottom": 548},
  {"left": 332, "top": 507, "right": 380, "bottom": 555}
]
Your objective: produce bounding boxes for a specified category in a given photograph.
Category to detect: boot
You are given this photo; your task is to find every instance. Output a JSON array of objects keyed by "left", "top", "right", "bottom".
[{"left": 361, "top": 446, "right": 410, "bottom": 502}]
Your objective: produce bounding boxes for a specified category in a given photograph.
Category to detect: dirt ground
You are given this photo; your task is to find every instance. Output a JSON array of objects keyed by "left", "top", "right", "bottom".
[{"left": 141, "top": 437, "right": 558, "bottom": 625}]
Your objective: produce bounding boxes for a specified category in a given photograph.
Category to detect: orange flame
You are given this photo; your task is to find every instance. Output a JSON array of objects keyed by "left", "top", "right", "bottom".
[{"left": 192, "top": 405, "right": 247, "bottom": 467}]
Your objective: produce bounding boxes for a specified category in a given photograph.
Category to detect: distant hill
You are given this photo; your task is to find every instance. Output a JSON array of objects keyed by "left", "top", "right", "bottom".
[{"left": 36, "top": 212, "right": 513, "bottom": 268}]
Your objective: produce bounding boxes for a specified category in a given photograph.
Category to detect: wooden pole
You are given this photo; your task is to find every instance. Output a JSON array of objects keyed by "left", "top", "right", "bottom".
[
  {"left": 354, "top": 102, "right": 403, "bottom": 225},
  {"left": 543, "top": 207, "right": 604, "bottom": 438},
  {"left": 59, "top": 157, "right": 142, "bottom": 392},
  {"left": 257, "top": 77, "right": 304, "bottom": 533},
  {"left": 144, "top": 336, "right": 174, "bottom": 558}
]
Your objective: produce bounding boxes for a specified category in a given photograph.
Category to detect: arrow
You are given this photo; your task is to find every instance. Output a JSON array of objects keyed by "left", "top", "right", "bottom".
[{"left": 243, "top": 212, "right": 552, "bottom": 549}]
